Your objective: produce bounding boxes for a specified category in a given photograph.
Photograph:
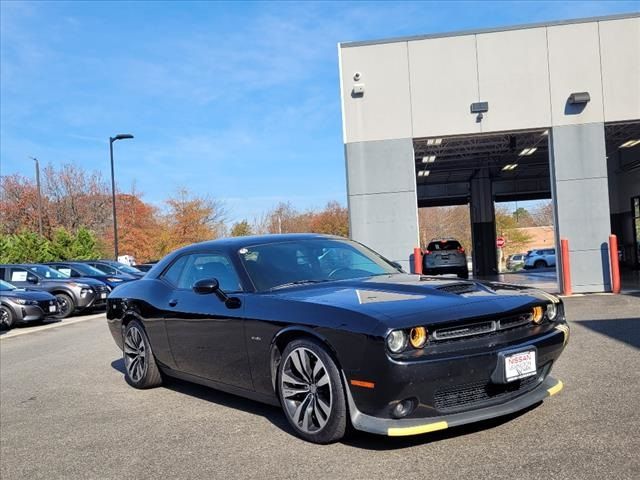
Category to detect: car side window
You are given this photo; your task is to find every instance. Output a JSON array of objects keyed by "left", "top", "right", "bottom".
[
  {"left": 177, "top": 253, "right": 243, "bottom": 292},
  {"left": 9, "top": 268, "right": 29, "bottom": 282},
  {"left": 161, "top": 256, "right": 188, "bottom": 287}
]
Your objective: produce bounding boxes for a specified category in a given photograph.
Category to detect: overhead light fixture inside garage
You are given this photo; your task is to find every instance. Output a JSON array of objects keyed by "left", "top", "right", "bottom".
[
  {"left": 422, "top": 155, "right": 436, "bottom": 163},
  {"left": 620, "top": 139, "right": 640, "bottom": 148},
  {"left": 502, "top": 164, "right": 518, "bottom": 171},
  {"left": 519, "top": 147, "right": 537, "bottom": 156},
  {"left": 418, "top": 170, "right": 430, "bottom": 177},
  {"left": 426, "top": 138, "right": 443, "bottom": 146}
]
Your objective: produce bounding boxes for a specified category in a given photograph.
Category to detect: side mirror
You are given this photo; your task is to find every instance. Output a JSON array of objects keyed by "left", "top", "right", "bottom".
[
  {"left": 193, "top": 278, "right": 220, "bottom": 295},
  {"left": 27, "top": 275, "right": 39, "bottom": 284}
]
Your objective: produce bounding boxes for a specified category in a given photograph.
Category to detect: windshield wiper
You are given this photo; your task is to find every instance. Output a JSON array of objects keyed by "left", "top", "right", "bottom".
[{"left": 269, "top": 279, "right": 331, "bottom": 291}]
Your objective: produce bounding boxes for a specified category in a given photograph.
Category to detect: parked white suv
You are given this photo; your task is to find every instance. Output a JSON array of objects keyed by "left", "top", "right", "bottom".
[
  {"left": 422, "top": 239, "right": 469, "bottom": 279},
  {"left": 523, "top": 248, "right": 556, "bottom": 269}
]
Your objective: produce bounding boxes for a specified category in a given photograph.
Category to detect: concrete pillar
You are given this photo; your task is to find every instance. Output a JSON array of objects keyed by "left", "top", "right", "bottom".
[
  {"left": 550, "top": 122, "right": 612, "bottom": 293},
  {"left": 470, "top": 168, "right": 498, "bottom": 276},
  {"left": 345, "top": 138, "right": 419, "bottom": 270}
]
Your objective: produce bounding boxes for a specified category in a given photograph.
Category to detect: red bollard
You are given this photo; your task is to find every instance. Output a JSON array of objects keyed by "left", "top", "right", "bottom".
[
  {"left": 413, "top": 247, "right": 423, "bottom": 274},
  {"left": 560, "top": 238, "right": 572, "bottom": 296},
  {"left": 609, "top": 234, "right": 621, "bottom": 294}
]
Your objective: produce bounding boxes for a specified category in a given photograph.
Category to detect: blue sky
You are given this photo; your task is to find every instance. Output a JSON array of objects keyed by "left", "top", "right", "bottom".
[{"left": 1, "top": 1, "right": 638, "bottom": 223}]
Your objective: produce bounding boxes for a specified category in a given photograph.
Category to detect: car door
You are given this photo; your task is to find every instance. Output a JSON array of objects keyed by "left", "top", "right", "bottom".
[{"left": 162, "top": 251, "right": 252, "bottom": 390}]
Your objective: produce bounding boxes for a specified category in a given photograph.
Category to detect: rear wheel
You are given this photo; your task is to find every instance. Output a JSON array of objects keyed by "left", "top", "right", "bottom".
[
  {"left": 123, "top": 320, "right": 163, "bottom": 389},
  {"left": 457, "top": 269, "right": 469, "bottom": 279},
  {"left": 0, "top": 306, "right": 15, "bottom": 331},
  {"left": 278, "top": 338, "right": 347, "bottom": 444},
  {"left": 54, "top": 293, "right": 74, "bottom": 319},
  {"left": 534, "top": 260, "right": 547, "bottom": 269}
]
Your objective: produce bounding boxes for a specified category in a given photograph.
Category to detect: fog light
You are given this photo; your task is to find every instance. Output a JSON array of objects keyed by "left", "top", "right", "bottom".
[
  {"left": 391, "top": 398, "right": 417, "bottom": 419},
  {"left": 532, "top": 306, "right": 544, "bottom": 324}
]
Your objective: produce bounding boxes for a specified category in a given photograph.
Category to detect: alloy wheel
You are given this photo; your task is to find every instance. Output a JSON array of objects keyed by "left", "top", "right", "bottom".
[
  {"left": 56, "top": 296, "right": 70, "bottom": 317},
  {"left": 281, "top": 347, "right": 332, "bottom": 434},
  {"left": 124, "top": 326, "right": 147, "bottom": 383}
]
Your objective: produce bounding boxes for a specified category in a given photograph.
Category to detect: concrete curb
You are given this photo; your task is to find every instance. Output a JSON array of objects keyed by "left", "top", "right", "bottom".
[{"left": 0, "top": 313, "right": 106, "bottom": 340}]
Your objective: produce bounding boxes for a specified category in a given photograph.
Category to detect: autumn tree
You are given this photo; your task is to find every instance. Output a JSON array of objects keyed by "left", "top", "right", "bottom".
[
  {"left": 161, "top": 188, "right": 227, "bottom": 253},
  {"left": 231, "top": 220, "right": 253, "bottom": 237},
  {"left": 531, "top": 200, "right": 554, "bottom": 226},
  {"left": 0, "top": 174, "right": 44, "bottom": 235},
  {"left": 496, "top": 206, "right": 533, "bottom": 256},
  {"left": 308, "top": 201, "right": 349, "bottom": 237}
]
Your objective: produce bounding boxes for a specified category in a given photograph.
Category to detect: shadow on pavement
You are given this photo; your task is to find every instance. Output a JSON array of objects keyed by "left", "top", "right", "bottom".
[
  {"left": 576, "top": 318, "right": 640, "bottom": 349},
  {"left": 110, "top": 358, "right": 543, "bottom": 449}
]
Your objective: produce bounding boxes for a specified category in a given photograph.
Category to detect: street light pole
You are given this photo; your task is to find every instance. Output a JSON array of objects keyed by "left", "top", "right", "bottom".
[
  {"left": 29, "top": 156, "right": 43, "bottom": 236},
  {"left": 109, "top": 134, "right": 134, "bottom": 261}
]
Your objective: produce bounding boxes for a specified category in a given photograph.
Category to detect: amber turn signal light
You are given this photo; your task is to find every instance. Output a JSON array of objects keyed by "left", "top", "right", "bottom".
[
  {"left": 409, "top": 326, "right": 428, "bottom": 348},
  {"left": 532, "top": 306, "right": 544, "bottom": 324}
]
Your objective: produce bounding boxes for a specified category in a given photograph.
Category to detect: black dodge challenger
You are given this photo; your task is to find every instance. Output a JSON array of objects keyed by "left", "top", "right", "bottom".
[{"left": 107, "top": 234, "right": 568, "bottom": 443}]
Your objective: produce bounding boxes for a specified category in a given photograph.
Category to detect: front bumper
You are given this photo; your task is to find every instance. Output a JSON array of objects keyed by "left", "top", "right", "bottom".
[
  {"left": 345, "top": 323, "right": 569, "bottom": 435},
  {"left": 345, "top": 374, "right": 563, "bottom": 436},
  {"left": 8, "top": 301, "right": 58, "bottom": 323}
]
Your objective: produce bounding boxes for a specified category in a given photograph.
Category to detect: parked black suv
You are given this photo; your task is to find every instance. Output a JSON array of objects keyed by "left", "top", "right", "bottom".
[
  {"left": 0, "top": 264, "right": 110, "bottom": 319},
  {"left": 45, "top": 262, "right": 136, "bottom": 289},
  {"left": 0, "top": 280, "right": 59, "bottom": 330}
]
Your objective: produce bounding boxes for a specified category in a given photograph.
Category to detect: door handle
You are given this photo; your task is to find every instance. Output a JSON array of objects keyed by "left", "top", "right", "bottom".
[{"left": 168, "top": 299, "right": 178, "bottom": 307}]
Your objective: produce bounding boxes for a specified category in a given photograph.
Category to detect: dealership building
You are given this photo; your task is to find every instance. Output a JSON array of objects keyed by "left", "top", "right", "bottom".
[{"left": 338, "top": 13, "right": 640, "bottom": 293}]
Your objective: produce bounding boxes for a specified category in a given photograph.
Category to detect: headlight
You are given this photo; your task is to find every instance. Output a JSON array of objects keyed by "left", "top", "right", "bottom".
[
  {"left": 13, "top": 298, "right": 37, "bottom": 305},
  {"left": 70, "top": 282, "right": 91, "bottom": 288},
  {"left": 546, "top": 302, "right": 558, "bottom": 321},
  {"left": 386, "top": 330, "right": 408, "bottom": 353},
  {"left": 409, "top": 327, "right": 428, "bottom": 348},
  {"left": 107, "top": 277, "right": 123, "bottom": 282}
]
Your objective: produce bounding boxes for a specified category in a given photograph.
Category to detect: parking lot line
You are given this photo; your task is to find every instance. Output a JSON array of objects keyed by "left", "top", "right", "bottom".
[{"left": 0, "top": 313, "right": 106, "bottom": 340}]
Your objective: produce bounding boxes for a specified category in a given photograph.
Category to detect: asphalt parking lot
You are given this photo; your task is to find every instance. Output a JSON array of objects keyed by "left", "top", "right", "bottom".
[{"left": 1, "top": 294, "right": 639, "bottom": 480}]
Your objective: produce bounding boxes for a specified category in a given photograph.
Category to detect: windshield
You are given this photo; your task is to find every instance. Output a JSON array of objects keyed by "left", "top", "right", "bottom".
[
  {"left": 238, "top": 238, "right": 400, "bottom": 292},
  {"left": 427, "top": 240, "right": 462, "bottom": 251},
  {"left": 0, "top": 280, "right": 16, "bottom": 291},
  {"left": 27, "top": 265, "right": 70, "bottom": 279}
]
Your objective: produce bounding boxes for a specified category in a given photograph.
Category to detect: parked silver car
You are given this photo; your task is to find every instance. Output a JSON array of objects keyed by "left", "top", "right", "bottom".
[
  {"left": 524, "top": 248, "right": 556, "bottom": 269},
  {"left": 422, "top": 239, "right": 468, "bottom": 278},
  {"left": 506, "top": 253, "right": 526, "bottom": 271}
]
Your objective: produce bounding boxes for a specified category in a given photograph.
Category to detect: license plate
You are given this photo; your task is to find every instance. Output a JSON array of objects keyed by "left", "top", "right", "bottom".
[
  {"left": 49, "top": 305, "right": 57, "bottom": 312},
  {"left": 441, "top": 255, "right": 449, "bottom": 260},
  {"left": 100, "top": 293, "right": 107, "bottom": 299},
  {"left": 505, "top": 350, "right": 536, "bottom": 382}
]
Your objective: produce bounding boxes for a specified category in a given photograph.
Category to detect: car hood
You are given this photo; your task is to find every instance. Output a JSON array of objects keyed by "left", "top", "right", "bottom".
[
  {"left": 88, "top": 274, "right": 135, "bottom": 282},
  {"left": 1, "top": 289, "right": 56, "bottom": 301},
  {"left": 269, "top": 274, "right": 556, "bottom": 329},
  {"left": 45, "top": 277, "right": 106, "bottom": 287}
]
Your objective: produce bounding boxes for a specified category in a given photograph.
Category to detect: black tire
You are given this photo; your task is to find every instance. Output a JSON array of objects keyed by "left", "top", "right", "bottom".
[
  {"left": 54, "top": 293, "right": 75, "bottom": 319},
  {"left": 278, "top": 338, "right": 347, "bottom": 444},
  {"left": 123, "top": 320, "right": 163, "bottom": 389},
  {"left": 0, "top": 305, "right": 15, "bottom": 331},
  {"left": 534, "top": 260, "right": 547, "bottom": 269},
  {"left": 457, "top": 269, "right": 469, "bottom": 279}
]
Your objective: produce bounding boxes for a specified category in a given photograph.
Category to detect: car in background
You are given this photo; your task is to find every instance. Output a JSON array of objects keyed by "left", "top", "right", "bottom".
[
  {"left": 133, "top": 262, "right": 157, "bottom": 273},
  {"left": 506, "top": 253, "right": 526, "bottom": 271},
  {"left": 0, "top": 280, "right": 59, "bottom": 330},
  {"left": 83, "top": 260, "right": 145, "bottom": 278},
  {"left": 422, "top": 239, "right": 469, "bottom": 279},
  {"left": 45, "top": 262, "right": 136, "bottom": 289},
  {"left": 524, "top": 248, "right": 556, "bottom": 269},
  {"left": 0, "top": 264, "right": 110, "bottom": 318}
]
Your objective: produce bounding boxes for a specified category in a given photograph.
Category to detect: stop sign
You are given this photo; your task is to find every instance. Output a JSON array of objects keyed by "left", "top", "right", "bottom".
[{"left": 496, "top": 236, "right": 506, "bottom": 248}]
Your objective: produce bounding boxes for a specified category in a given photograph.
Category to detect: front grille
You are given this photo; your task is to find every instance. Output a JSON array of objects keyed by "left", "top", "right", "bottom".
[
  {"left": 434, "top": 375, "right": 539, "bottom": 412},
  {"left": 433, "top": 321, "right": 495, "bottom": 340},
  {"left": 432, "top": 312, "right": 534, "bottom": 342}
]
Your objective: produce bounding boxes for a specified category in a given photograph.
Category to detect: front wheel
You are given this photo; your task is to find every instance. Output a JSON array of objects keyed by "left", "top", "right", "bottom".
[
  {"left": 534, "top": 260, "right": 547, "bottom": 269},
  {"left": 278, "top": 338, "right": 347, "bottom": 444},
  {"left": 123, "top": 320, "right": 163, "bottom": 389},
  {"left": 54, "top": 293, "right": 75, "bottom": 319}
]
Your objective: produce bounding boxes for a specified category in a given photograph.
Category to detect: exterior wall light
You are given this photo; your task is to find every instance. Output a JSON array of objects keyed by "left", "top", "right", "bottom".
[{"left": 568, "top": 92, "right": 590, "bottom": 104}]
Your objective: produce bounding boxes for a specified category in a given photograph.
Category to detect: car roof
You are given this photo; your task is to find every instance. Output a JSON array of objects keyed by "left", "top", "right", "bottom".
[{"left": 177, "top": 233, "right": 342, "bottom": 252}]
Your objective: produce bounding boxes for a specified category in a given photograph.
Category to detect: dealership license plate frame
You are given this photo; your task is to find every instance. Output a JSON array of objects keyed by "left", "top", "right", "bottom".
[
  {"left": 49, "top": 305, "right": 57, "bottom": 313},
  {"left": 492, "top": 346, "right": 538, "bottom": 384},
  {"left": 100, "top": 293, "right": 107, "bottom": 299}
]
